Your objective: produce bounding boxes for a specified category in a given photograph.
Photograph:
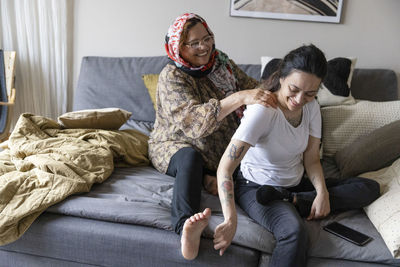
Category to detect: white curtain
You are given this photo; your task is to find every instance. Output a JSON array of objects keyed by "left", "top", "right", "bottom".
[{"left": 0, "top": 0, "right": 70, "bottom": 128}]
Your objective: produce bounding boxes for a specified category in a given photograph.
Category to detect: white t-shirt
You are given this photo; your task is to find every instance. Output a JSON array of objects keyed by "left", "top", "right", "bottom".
[{"left": 232, "top": 99, "right": 321, "bottom": 187}]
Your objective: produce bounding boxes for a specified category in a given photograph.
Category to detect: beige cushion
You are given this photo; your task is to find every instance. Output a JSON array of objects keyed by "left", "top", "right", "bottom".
[
  {"left": 58, "top": 108, "right": 131, "bottom": 130},
  {"left": 362, "top": 158, "right": 400, "bottom": 259},
  {"left": 321, "top": 100, "right": 400, "bottom": 157},
  {"left": 142, "top": 74, "right": 159, "bottom": 111},
  {"left": 317, "top": 87, "right": 356, "bottom": 106},
  {"left": 335, "top": 120, "right": 400, "bottom": 178}
]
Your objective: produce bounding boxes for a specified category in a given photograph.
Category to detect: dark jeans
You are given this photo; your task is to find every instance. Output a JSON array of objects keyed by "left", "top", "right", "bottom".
[
  {"left": 235, "top": 172, "right": 380, "bottom": 267},
  {"left": 166, "top": 147, "right": 205, "bottom": 235}
]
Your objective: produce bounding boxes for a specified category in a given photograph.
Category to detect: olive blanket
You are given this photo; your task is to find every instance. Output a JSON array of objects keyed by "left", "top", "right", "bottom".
[{"left": 0, "top": 113, "right": 149, "bottom": 245}]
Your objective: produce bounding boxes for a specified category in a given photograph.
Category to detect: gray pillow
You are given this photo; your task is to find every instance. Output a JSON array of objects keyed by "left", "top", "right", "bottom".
[{"left": 335, "top": 120, "right": 400, "bottom": 178}]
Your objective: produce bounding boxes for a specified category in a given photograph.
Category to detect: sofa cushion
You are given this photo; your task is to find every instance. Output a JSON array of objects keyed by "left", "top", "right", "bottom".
[
  {"left": 1, "top": 212, "right": 260, "bottom": 267},
  {"left": 58, "top": 108, "right": 131, "bottom": 130},
  {"left": 260, "top": 56, "right": 280, "bottom": 80},
  {"left": 351, "top": 68, "right": 399, "bottom": 101},
  {"left": 335, "top": 120, "right": 400, "bottom": 178},
  {"left": 362, "top": 158, "right": 400, "bottom": 259},
  {"left": 44, "top": 166, "right": 400, "bottom": 264},
  {"left": 321, "top": 100, "right": 400, "bottom": 157},
  {"left": 317, "top": 57, "right": 357, "bottom": 106},
  {"left": 73, "top": 56, "right": 170, "bottom": 122},
  {"left": 120, "top": 119, "right": 154, "bottom": 136}
]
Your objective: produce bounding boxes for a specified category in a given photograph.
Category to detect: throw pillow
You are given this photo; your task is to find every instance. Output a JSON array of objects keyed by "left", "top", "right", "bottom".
[
  {"left": 321, "top": 100, "right": 400, "bottom": 157},
  {"left": 260, "top": 56, "right": 281, "bottom": 80},
  {"left": 317, "top": 57, "right": 357, "bottom": 106},
  {"left": 58, "top": 108, "right": 132, "bottom": 130},
  {"left": 142, "top": 74, "right": 159, "bottom": 111},
  {"left": 335, "top": 120, "right": 400, "bottom": 178},
  {"left": 260, "top": 56, "right": 357, "bottom": 106},
  {"left": 362, "top": 158, "right": 400, "bottom": 259}
]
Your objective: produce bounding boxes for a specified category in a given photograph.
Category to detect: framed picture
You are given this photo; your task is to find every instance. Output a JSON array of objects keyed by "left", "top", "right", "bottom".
[{"left": 230, "top": 0, "right": 343, "bottom": 23}]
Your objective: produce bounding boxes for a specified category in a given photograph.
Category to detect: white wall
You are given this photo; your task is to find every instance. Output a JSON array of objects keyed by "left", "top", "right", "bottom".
[{"left": 72, "top": 0, "right": 400, "bottom": 109}]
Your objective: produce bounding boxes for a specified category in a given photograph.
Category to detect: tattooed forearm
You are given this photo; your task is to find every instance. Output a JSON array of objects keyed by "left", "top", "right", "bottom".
[
  {"left": 220, "top": 175, "right": 234, "bottom": 206},
  {"left": 228, "top": 143, "right": 244, "bottom": 161}
]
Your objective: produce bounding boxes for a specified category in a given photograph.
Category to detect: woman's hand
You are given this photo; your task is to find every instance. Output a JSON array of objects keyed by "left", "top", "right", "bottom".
[
  {"left": 204, "top": 175, "right": 218, "bottom": 195},
  {"left": 307, "top": 190, "right": 330, "bottom": 220},
  {"left": 240, "top": 88, "right": 278, "bottom": 108},
  {"left": 213, "top": 219, "right": 237, "bottom": 256},
  {"left": 218, "top": 88, "right": 277, "bottom": 121}
]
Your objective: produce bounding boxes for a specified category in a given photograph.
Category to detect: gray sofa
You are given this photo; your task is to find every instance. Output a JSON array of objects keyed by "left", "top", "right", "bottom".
[{"left": 1, "top": 56, "right": 399, "bottom": 267}]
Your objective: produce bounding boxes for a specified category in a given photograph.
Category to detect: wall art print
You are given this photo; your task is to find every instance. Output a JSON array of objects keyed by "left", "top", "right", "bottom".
[{"left": 231, "top": 0, "right": 344, "bottom": 23}]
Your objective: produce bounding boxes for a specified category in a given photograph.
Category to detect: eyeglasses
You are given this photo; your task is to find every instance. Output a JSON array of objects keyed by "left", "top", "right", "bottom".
[{"left": 184, "top": 35, "right": 214, "bottom": 49}]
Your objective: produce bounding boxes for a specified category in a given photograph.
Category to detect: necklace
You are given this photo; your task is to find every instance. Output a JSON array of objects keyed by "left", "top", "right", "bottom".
[
  {"left": 276, "top": 93, "right": 303, "bottom": 127},
  {"left": 285, "top": 113, "right": 302, "bottom": 127},
  {"left": 278, "top": 104, "right": 303, "bottom": 127}
]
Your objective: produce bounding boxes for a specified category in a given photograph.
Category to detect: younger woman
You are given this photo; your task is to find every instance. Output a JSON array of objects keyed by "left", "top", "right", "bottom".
[{"left": 214, "top": 44, "right": 380, "bottom": 267}]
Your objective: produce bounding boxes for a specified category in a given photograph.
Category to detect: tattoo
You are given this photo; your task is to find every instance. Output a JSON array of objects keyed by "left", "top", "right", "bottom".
[
  {"left": 283, "top": 110, "right": 302, "bottom": 127},
  {"left": 286, "top": 116, "right": 302, "bottom": 127},
  {"left": 220, "top": 175, "right": 234, "bottom": 206},
  {"left": 228, "top": 143, "right": 244, "bottom": 160}
]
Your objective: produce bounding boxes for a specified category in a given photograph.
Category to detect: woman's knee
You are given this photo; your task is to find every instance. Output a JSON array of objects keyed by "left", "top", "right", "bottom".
[
  {"left": 280, "top": 219, "right": 308, "bottom": 245},
  {"left": 266, "top": 205, "right": 309, "bottom": 245},
  {"left": 170, "top": 147, "right": 204, "bottom": 175},
  {"left": 348, "top": 177, "right": 381, "bottom": 205},
  {"left": 177, "top": 147, "right": 204, "bottom": 170},
  {"left": 361, "top": 178, "right": 381, "bottom": 202}
]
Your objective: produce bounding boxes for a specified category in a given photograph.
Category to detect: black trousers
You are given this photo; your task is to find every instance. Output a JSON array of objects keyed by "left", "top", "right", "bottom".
[{"left": 166, "top": 147, "right": 205, "bottom": 234}]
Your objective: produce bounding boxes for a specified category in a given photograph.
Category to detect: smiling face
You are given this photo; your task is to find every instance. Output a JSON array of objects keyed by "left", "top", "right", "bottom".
[
  {"left": 179, "top": 22, "right": 214, "bottom": 67},
  {"left": 277, "top": 71, "right": 322, "bottom": 112}
]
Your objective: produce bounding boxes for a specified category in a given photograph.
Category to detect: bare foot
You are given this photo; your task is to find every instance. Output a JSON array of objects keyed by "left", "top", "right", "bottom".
[{"left": 181, "top": 208, "right": 211, "bottom": 260}]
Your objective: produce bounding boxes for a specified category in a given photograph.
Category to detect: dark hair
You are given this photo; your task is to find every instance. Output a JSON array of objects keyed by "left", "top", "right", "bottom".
[
  {"left": 264, "top": 44, "right": 327, "bottom": 92},
  {"left": 179, "top": 18, "right": 202, "bottom": 49}
]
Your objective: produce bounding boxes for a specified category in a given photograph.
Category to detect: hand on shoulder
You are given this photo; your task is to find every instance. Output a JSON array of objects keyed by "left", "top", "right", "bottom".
[{"left": 239, "top": 89, "right": 278, "bottom": 109}]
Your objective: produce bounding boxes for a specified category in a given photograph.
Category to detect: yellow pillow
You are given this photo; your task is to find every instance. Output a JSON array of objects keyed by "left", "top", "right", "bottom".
[
  {"left": 142, "top": 74, "right": 159, "bottom": 111},
  {"left": 58, "top": 108, "right": 132, "bottom": 130}
]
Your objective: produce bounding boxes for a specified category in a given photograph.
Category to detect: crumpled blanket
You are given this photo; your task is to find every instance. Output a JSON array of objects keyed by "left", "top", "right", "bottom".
[{"left": 0, "top": 113, "right": 149, "bottom": 245}]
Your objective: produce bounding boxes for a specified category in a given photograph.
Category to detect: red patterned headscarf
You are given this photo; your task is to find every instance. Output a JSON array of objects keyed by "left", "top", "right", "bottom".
[
  {"left": 165, "top": 13, "right": 217, "bottom": 76},
  {"left": 165, "top": 13, "right": 244, "bottom": 118}
]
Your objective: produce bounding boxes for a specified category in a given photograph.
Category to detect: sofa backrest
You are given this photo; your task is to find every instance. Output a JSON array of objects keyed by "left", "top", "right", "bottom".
[
  {"left": 237, "top": 64, "right": 398, "bottom": 101},
  {"left": 74, "top": 56, "right": 398, "bottom": 123},
  {"left": 351, "top": 69, "right": 398, "bottom": 101},
  {"left": 74, "top": 56, "right": 170, "bottom": 122}
]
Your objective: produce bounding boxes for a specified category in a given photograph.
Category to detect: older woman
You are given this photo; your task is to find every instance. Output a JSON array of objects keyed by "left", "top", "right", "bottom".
[{"left": 148, "top": 13, "right": 277, "bottom": 260}]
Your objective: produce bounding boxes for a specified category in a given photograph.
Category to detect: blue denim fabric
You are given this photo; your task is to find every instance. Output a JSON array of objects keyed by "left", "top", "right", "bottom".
[
  {"left": 235, "top": 172, "right": 308, "bottom": 267},
  {"left": 234, "top": 171, "right": 380, "bottom": 267},
  {"left": 292, "top": 176, "right": 380, "bottom": 213}
]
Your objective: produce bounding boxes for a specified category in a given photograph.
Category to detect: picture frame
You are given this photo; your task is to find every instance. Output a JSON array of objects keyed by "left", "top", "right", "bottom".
[{"left": 230, "top": 0, "right": 344, "bottom": 23}]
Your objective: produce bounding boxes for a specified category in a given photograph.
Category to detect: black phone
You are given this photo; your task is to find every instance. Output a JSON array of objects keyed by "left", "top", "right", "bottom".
[{"left": 323, "top": 221, "right": 373, "bottom": 246}]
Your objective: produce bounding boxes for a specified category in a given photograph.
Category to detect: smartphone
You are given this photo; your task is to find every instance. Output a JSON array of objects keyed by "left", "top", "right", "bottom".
[{"left": 323, "top": 221, "right": 373, "bottom": 246}]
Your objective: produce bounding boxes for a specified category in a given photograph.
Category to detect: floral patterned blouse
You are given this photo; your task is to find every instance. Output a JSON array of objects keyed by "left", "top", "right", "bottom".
[{"left": 148, "top": 60, "right": 259, "bottom": 174}]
